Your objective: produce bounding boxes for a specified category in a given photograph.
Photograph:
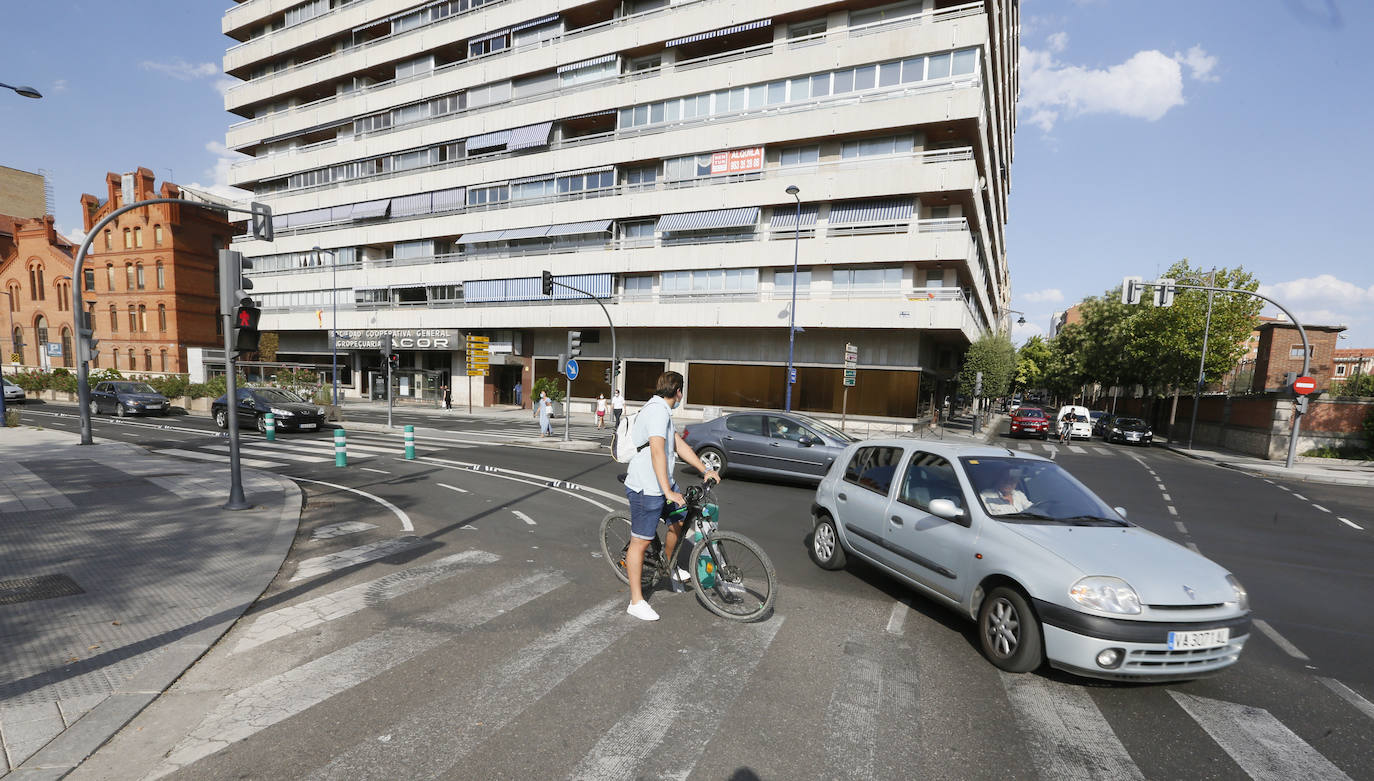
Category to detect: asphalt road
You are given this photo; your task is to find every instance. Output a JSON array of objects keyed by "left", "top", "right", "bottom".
[{"left": 16, "top": 402, "right": 1373, "bottom": 780}]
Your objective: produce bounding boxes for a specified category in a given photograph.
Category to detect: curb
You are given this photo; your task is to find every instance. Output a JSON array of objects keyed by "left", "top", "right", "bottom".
[
  {"left": 338, "top": 420, "right": 604, "bottom": 451},
  {"left": 1161, "top": 444, "right": 1374, "bottom": 487}
]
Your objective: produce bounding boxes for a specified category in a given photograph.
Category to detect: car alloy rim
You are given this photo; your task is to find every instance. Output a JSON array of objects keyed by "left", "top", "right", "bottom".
[
  {"left": 89, "top": 401, "right": 98, "bottom": 414},
  {"left": 815, "top": 523, "right": 835, "bottom": 559},
  {"left": 986, "top": 598, "right": 1020, "bottom": 657},
  {"left": 701, "top": 451, "right": 721, "bottom": 471}
]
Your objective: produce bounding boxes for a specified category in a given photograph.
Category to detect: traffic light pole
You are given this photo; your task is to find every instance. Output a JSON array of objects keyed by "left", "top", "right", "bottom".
[
  {"left": 546, "top": 277, "right": 618, "bottom": 398},
  {"left": 221, "top": 312, "right": 250, "bottom": 510}
]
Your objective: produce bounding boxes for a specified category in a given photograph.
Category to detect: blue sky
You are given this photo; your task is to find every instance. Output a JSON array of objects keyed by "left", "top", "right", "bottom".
[{"left": 2, "top": 0, "right": 1370, "bottom": 348}]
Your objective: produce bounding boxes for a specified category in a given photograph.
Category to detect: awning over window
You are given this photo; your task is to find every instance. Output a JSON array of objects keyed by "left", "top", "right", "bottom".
[
  {"left": 469, "top": 28, "right": 509, "bottom": 45},
  {"left": 557, "top": 53, "right": 617, "bottom": 73},
  {"left": 350, "top": 199, "right": 392, "bottom": 220},
  {"left": 665, "top": 18, "right": 771, "bottom": 48},
  {"left": 545, "top": 220, "right": 613, "bottom": 237},
  {"left": 770, "top": 204, "right": 819, "bottom": 229},
  {"left": 464, "top": 274, "right": 612, "bottom": 302},
  {"left": 567, "top": 108, "right": 616, "bottom": 120},
  {"left": 657, "top": 207, "right": 759, "bottom": 232},
  {"left": 510, "top": 13, "right": 559, "bottom": 32},
  {"left": 261, "top": 117, "right": 351, "bottom": 146},
  {"left": 431, "top": 187, "right": 465, "bottom": 212},
  {"left": 391, "top": 193, "right": 432, "bottom": 217},
  {"left": 466, "top": 128, "right": 511, "bottom": 152},
  {"left": 828, "top": 198, "right": 914, "bottom": 224},
  {"left": 329, "top": 204, "right": 354, "bottom": 221},
  {"left": 508, "top": 121, "right": 553, "bottom": 151},
  {"left": 499, "top": 225, "right": 551, "bottom": 240},
  {"left": 458, "top": 230, "right": 507, "bottom": 244}
]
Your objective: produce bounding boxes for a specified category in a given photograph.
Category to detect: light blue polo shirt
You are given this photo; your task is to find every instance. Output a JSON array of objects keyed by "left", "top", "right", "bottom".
[{"left": 625, "top": 395, "right": 676, "bottom": 496}]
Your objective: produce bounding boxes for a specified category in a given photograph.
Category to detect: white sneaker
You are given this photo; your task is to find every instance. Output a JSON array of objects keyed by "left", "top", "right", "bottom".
[
  {"left": 673, "top": 567, "right": 693, "bottom": 583},
  {"left": 626, "top": 600, "right": 660, "bottom": 621}
]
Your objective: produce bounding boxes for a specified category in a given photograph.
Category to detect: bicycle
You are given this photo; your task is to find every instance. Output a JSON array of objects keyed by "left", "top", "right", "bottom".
[{"left": 599, "top": 479, "right": 777, "bottom": 622}]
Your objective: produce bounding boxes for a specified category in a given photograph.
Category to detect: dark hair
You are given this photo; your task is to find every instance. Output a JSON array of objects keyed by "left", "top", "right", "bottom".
[{"left": 653, "top": 371, "right": 685, "bottom": 398}]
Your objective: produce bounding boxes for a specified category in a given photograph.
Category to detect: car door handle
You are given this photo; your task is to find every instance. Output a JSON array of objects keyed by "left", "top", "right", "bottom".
[
  {"left": 724, "top": 436, "right": 734, "bottom": 441},
  {"left": 837, "top": 492, "right": 847, "bottom": 501},
  {"left": 890, "top": 515, "right": 904, "bottom": 526}
]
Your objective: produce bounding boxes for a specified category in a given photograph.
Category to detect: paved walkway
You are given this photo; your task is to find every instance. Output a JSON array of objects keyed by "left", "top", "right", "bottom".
[
  {"left": 1160, "top": 441, "right": 1374, "bottom": 486},
  {"left": 0, "top": 427, "right": 302, "bottom": 779}
]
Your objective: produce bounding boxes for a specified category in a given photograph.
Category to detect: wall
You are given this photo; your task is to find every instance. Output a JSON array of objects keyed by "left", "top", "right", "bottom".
[
  {"left": 1111, "top": 393, "right": 1370, "bottom": 459},
  {"left": 0, "top": 167, "right": 46, "bottom": 219}
]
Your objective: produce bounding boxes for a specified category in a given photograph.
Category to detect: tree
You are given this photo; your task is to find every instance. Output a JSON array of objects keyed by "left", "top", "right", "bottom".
[
  {"left": 257, "top": 332, "right": 279, "bottom": 362},
  {"left": 957, "top": 332, "right": 1017, "bottom": 400},
  {"left": 1015, "top": 335, "right": 1051, "bottom": 390}
]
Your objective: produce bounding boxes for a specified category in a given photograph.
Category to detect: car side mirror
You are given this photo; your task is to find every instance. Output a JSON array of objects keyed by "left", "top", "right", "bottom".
[
  {"left": 928, "top": 498, "right": 966, "bottom": 522},
  {"left": 1113, "top": 506, "right": 1127, "bottom": 519}
]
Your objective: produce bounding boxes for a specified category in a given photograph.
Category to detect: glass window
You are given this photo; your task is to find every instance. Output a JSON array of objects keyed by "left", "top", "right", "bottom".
[
  {"left": 854, "top": 65, "right": 876, "bottom": 91},
  {"left": 953, "top": 48, "right": 977, "bottom": 76},
  {"left": 898, "top": 453, "right": 964, "bottom": 511},
  {"left": 128, "top": 305, "right": 137, "bottom": 330},
  {"left": 833, "top": 69, "right": 854, "bottom": 93},
  {"left": 780, "top": 145, "right": 820, "bottom": 166},
  {"left": 136, "top": 264, "right": 145, "bottom": 290},
  {"left": 878, "top": 61, "right": 901, "bottom": 87},
  {"left": 901, "top": 57, "right": 925, "bottom": 83},
  {"left": 154, "top": 224, "right": 164, "bottom": 245},
  {"left": 768, "top": 416, "right": 818, "bottom": 442},
  {"left": 767, "top": 80, "right": 787, "bottom": 104},
  {"left": 156, "top": 262, "right": 165, "bottom": 289},
  {"left": 775, "top": 270, "right": 812, "bottom": 289},
  {"left": 123, "top": 229, "right": 131, "bottom": 249},
  {"left": 810, "top": 73, "right": 831, "bottom": 97},
  {"left": 925, "top": 270, "right": 944, "bottom": 287},
  {"left": 158, "top": 304, "right": 167, "bottom": 331},
  {"left": 134, "top": 227, "right": 143, "bottom": 247},
  {"left": 125, "top": 265, "right": 135, "bottom": 289},
  {"left": 725, "top": 414, "right": 765, "bottom": 435},
  {"left": 927, "top": 52, "right": 952, "bottom": 79},
  {"left": 748, "top": 84, "right": 767, "bottom": 108},
  {"left": 843, "top": 446, "right": 903, "bottom": 496},
  {"left": 650, "top": 102, "right": 665, "bottom": 123},
  {"left": 109, "top": 305, "right": 118, "bottom": 331},
  {"left": 789, "top": 77, "right": 810, "bottom": 101}
]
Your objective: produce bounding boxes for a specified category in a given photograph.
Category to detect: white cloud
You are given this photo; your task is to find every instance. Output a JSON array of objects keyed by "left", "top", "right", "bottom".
[
  {"left": 1012, "top": 320, "right": 1044, "bottom": 345},
  {"left": 140, "top": 59, "right": 220, "bottom": 81},
  {"left": 1019, "top": 40, "right": 1219, "bottom": 132},
  {"left": 52, "top": 79, "right": 68, "bottom": 93},
  {"left": 1258, "top": 274, "right": 1374, "bottom": 331},
  {"left": 183, "top": 140, "right": 252, "bottom": 202},
  {"left": 1021, "top": 288, "right": 1065, "bottom": 304}
]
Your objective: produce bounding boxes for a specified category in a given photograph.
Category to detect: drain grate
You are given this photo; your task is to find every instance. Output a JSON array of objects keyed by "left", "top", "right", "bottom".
[{"left": 0, "top": 573, "right": 86, "bottom": 605}]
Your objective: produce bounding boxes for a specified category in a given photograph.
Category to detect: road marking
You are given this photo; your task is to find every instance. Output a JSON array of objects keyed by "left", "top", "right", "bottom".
[
  {"left": 1158, "top": 483, "right": 1167, "bottom": 491},
  {"left": 1252, "top": 619, "right": 1310, "bottom": 660},
  {"left": 1292, "top": 493, "right": 1308, "bottom": 501},
  {"left": 1162, "top": 493, "right": 1171, "bottom": 502},
  {"left": 1277, "top": 485, "right": 1291, "bottom": 492},
  {"left": 1338, "top": 517, "right": 1363, "bottom": 530},
  {"left": 226, "top": 446, "right": 330, "bottom": 463},
  {"left": 153, "top": 447, "right": 285, "bottom": 470},
  {"left": 419, "top": 455, "right": 621, "bottom": 510},
  {"left": 1186, "top": 542, "right": 1201, "bottom": 553},
  {"left": 1002, "top": 672, "right": 1145, "bottom": 780},
  {"left": 436, "top": 483, "right": 469, "bottom": 494},
  {"left": 1318, "top": 677, "right": 1374, "bottom": 723},
  {"left": 157, "top": 572, "right": 566, "bottom": 775},
  {"left": 290, "top": 536, "right": 428, "bottom": 582},
  {"left": 1067, "top": 445, "right": 1086, "bottom": 454},
  {"left": 512, "top": 510, "right": 536, "bottom": 526},
  {"left": 1170, "top": 692, "right": 1352, "bottom": 781},
  {"left": 1167, "top": 506, "right": 1178, "bottom": 516},
  {"left": 822, "top": 633, "right": 920, "bottom": 780},
  {"left": 567, "top": 619, "right": 784, "bottom": 781},
  {"left": 359, "top": 467, "right": 391, "bottom": 475},
  {"left": 233, "top": 550, "right": 500, "bottom": 654},
  {"left": 1093, "top": 446, "right": 1111, "bottom": 455},
  {"left": 885, "top": 597, "right": 912, "bottom": 634},
  {"left": 286, "top": 476, "right": 413, "bottom": 531},
  {"left": 1311, "top": 504, "right": 1330, "bottom": 513},
  {"left": 1174, "top": 521, "right": 1188, "bottom": 534},
  {"left": 311, "top": 521, "right": 377, "bottom": 540},
  {"left": 1017, "top": 444, "right": 1032, "bottom": 451}
]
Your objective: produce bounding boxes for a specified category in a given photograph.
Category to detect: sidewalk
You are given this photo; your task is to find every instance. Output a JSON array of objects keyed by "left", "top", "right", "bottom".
[
  {"left": 334, "top": 399, "right": 608, "bottom": 451},
  {"left": 0, "top": 426, "right": 302, "bottom": 778},
  {"left": 1160, "top": 441, "right": 1374, "bottom": 487}
]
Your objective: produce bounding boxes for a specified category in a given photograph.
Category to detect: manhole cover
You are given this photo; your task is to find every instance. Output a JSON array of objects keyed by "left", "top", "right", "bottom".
[{"left": 0, "top": 574, "right": 85, "bottom": 605}]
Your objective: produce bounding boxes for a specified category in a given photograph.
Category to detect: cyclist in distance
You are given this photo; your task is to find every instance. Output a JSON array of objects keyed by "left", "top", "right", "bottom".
[
  {"left": 1059, "top": 409, "right": 1077, "bottom": 444},
  {"left": 622, "top": 371, "right": 721, "bottom": 621}
]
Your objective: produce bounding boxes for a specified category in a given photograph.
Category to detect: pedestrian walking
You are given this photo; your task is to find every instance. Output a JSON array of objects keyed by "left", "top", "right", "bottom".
[
  {"left": 611, "top": 389, "right": 624, "bottom": 428},
  {"left": 534, "top": 389, "right": 546, "bottom": 419},
  {"left": 514, "top": 380, "right": 522, "bottom": 407},
  {"left": 538, "top": 394, "right": 553, "bottom": 437},
  {"left": 596, "top": 393, "right": 608, "bottom": 429},
  {"left": 442, "top": 384, "right": 452, "bottom": 410}
]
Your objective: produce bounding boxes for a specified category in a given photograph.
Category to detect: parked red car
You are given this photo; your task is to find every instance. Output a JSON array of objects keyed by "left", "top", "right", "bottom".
[{"left": 1008, "top": 406, "right": 1050, "bottom": 439}]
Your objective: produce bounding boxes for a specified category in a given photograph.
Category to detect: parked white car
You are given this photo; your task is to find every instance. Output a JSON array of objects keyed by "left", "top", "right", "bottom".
[{"left": 809, "top": 440, "right": 1250, "bottom": 680}]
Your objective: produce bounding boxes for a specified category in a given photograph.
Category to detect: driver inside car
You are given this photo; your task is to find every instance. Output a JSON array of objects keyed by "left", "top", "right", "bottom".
[{"left": 977, "top": 465, "right": 1032, "bottom": 515}]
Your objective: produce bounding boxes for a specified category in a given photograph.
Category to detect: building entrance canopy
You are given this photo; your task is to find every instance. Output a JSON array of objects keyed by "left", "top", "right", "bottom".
[{"left": 334, "top": 328, "right": 461, "bottom": 350}]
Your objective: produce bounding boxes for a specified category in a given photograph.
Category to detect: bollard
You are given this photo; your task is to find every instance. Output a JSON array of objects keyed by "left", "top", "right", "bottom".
[
  {"left": 264, "top": 412, "right": 276, "bottom": 441},
  {"left": 335, "top": 428, "right": 347, "bottom": 467},
  {"left": 404, "top": 424, "right": 415, "bottom": 460}
]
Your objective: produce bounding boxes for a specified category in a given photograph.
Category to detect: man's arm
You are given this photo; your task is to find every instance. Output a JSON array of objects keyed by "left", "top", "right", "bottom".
[
  {"left": 675, "top": 434, "right": 721, "bottom": 483},
  {"left": 649, "top": 436, "right": 686, "bottom": 506}
]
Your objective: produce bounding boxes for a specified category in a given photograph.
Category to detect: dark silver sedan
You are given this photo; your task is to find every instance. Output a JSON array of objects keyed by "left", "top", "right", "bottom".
[
  {"left": 89, "top": 381, "right": 170, "bottom": 417},
  {"left": 682, "top": 411, "right": 856, "bottom": 483}
]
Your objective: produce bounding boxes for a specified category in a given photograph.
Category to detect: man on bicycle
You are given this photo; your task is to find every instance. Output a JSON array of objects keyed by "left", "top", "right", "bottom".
[
  {"left": 1059, "top": 410, "right": 1077, "bottom": 443},
  {"left": 623, "top": 371, "right": 721, "bottom": 621}
]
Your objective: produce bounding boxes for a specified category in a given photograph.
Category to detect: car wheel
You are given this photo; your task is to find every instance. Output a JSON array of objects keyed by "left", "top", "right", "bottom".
[
  {"left": 214, "top": 409, "right": 228, "bottom": 429},
  {"left": 88, "top": 400, "right": 99, "bottom": 416},
  {"left": 115, "top": 403, "right": 127, "bottom": 418},
  {"left": 978, "top": 586, "right": 1043, "bottom": 673},
  {"left": 697, "top": 446, "right": 727, "bottom": 475},
  {"left": 809, "top": 515, "right": 847, "bottom": 570},
  {"left": 256, "top": 415, "right": 268, "bottom": 434},
  {"left": 1040, "top": 431, "right": 1049, "bottom": 441}
]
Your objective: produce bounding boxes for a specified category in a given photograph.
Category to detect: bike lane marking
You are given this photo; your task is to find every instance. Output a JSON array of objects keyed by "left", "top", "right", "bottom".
[
  {"left": 417, "top": 455, "right": 621, "bottom": 511},
  {"left": 513, "top": 510, "right": 537, "bottom": 526},
  {"left": 284, "top": 477, "right": 413, "bottom": 532}
]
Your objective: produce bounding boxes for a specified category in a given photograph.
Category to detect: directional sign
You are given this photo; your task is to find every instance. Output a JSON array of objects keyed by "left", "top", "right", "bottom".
[
  {"left": 843, "top": 378, "right": 856, "bottom": 387},
  {"left": 466, "top": 369, "right": 488, "bottom": 377},
  {"left": 789, "top": 368, "right": 797, "bottom": 385},
  {"left": 564, "top": 358, "right": 579, "bottom": 380},
  {"left": 844, "top": 351, "right": 858, "bottom": 364},
  {"left": 845, "top": 343, "right": 858, "bottom": 353},
  {"left": 843, "top": 368, "right": 857, "bottom": 379},
  {"left": 1292, "top": 376, "right": 1317, "bottom": 395}
]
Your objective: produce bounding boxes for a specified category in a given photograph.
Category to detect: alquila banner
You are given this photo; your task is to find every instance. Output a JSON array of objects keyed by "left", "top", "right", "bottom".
[{"left": 333, "top": 329, "right": 461, "bottom": 350}]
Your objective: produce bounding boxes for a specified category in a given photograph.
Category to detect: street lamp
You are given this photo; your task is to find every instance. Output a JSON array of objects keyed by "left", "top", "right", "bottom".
[
  {"left": 1003, "top": 308, "right": 1028, "bottom": 331},
  {"left": 0, "top": 290, "right": 14, "bottom": 428},
  {"left": 0, "top": 82, "right": 42, "bottom": 99},
  {"left": 784, "top": 185, "right": 801, "bottom": 411},
  {"left": 313, "top": 246, "right": 341, "bottom": 405}
]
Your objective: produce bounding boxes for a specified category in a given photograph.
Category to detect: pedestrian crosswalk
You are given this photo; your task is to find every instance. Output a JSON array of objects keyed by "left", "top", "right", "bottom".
[
  {"left": 1011, "top": 441, "right": 1120, "bottom": 456},
  {"left": 151, "top": 431, "right": 455, "bottom": 470},
  {"left": 128, "top": 540, "right": 1374, "bottom": 781}
]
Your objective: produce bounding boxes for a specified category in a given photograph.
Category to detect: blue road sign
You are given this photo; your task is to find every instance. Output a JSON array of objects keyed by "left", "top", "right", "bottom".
[
  {"left": 789, "top": 368, "right": 797, "bottom": 384},
  {"left": 565, "top": 358, "right": 579, "bottom": 380}
]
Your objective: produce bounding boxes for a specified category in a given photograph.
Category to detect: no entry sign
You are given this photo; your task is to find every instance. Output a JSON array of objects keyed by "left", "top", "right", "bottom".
[{"left": 1293, "top": 376, "right": 1316, "bottom": 395}]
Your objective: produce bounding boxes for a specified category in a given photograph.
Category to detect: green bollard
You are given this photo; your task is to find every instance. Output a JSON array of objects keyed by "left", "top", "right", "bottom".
[
  {"left": 404, "top": 424, "right": 415, "bottom": 460},
  {"left": 335, "top": 428, "right": 347, "bottom": 467},
  {"left": 264, "top": 412, "right": 276, "bottom": 441}
]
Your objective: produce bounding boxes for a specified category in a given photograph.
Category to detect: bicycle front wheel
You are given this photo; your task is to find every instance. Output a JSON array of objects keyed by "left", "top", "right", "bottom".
[
  {"left": 599, "top": 511, "right": 661, "bottom": 588},
  {"left": 689, "top": 531, "right": 777, "bottom": 621}
]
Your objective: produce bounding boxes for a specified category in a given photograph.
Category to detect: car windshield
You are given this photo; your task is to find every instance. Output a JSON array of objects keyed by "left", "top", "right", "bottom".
[
  {"left": 795, "top": 415, "right": 856, "bottom": 442},
  {"left": 1114, "top": 417, "right": 1148, "bottom": 430},
  {"left": 1016, "top": 408, "right": 1044, "bottom": 419},
  {"left": 254, "top": 388, "right": 302, "bottom": 403},
  {"left": 960, "top": 457, "right": 1127, "bottom": 526},
  {"left": 115, "top": 382, "right": 157, "bottom": 394}
]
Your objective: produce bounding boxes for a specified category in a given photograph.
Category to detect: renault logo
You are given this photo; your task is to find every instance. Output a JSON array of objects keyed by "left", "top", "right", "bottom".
[{"left": 1182, "top": 585, "right": 1197, "bottom": 600}]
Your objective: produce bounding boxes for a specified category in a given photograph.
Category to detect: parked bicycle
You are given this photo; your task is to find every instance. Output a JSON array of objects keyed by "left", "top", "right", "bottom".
[{"left": 599, "top": 479, "right": 777, "bottom": 621}]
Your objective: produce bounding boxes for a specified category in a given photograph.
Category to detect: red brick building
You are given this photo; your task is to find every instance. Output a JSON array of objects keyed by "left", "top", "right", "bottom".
[
  {"left": 1249, "top": 321, "right": 1346, "bottom": 394},
  {"left": 79, "top": 168, "right": 234, "bottom": 373},
  {"left": 1, "top": 213, "right": 80, "bottom": 368}
]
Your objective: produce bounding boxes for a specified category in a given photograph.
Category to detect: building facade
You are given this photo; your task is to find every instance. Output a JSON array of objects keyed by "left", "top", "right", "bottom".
[
  {"left": 1, "top": 214, "right": 79, "bottom": 369},
  {"left": 79, "top": 169, "right": 235, "bottom": 373},
  {"left": 1333, "top": 348, "right": 1372, "bottom": 383},
  {"left": 0, "top": 166, "right": 48, "bottom": 220},
  {"left": 221, "top": 0, "right": 1019, "bottom": 415},
  {"left": 1249, "top": 321, "right": 1346, "bottom": 394}
]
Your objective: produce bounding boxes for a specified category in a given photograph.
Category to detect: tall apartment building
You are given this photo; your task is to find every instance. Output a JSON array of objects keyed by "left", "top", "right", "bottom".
[{"left": 221, "top": 0, "right": 1018, "bottom": 415}]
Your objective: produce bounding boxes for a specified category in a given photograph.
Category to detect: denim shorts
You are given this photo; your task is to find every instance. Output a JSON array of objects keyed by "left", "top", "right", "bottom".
[{"left": 626, "top": 486, "right": 681, "bottom": 540}]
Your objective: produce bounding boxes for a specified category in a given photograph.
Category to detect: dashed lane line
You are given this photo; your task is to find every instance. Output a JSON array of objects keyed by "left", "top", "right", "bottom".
[
  {"left": 512, "top": 510, "right": 536, "bottom": 526},
  {"left": 285, "top": 476, "right": 414, "bottom": 532},
  {"left": 1292, "top": 493, "right": 1308, "bottom": 501},
  {"left": 289, "top": 536, "right": 428, "bottom": 582},
  {"left": 1252, "top": 619, "right": 1311, "bottom": 661},
  {"left": 436, "top": 483, "right": 469, "bottom": 494},
  {"left": 418, "top": 455, "right": 622, "bottom": 510},
  {"left": 1174, "top": 521, "right": 1189, "bottom": 535},
  {"left": 1318, "top": 677, "right": 1374, "bottom": 723},
  {"left": 1167, "top": 506, "right": 1178, "bottom": 516},
  {"left": 1311, "top": 504, "right": 1330, "bottom": 513},
  {"left": 1186, "top": 542, "right": 1202, "bottom": 553},
  {"left": 1162, "top": 493, "right": 1171, "bottom": 502},
  {"left": 359, "top": 467, "right": 391, "bottom": 475},
  {"left": 1338, "top": 517, "right": 1364, "bottom": 530},
  {"left": 885, "top": 597, "right": 912, "bottom": 635}
]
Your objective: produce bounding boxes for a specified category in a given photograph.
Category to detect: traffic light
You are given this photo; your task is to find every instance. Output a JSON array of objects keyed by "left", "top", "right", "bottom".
[
  {"left": 380, "top": 333, "right": 393, "bottom": 360},
  {"left": 250, "top": 201, "right": 274, "bottom": 242},
  {"left": 1295, "top": 395, "right": 1309, "bottom": 413},
  {"left": 1283, "top": 371, "right": 1297, "bottom": 391},
  {"left": 77, "top": 309, "right": 99, "bottom": 364},
  {"left": 604, "top": 367, "right": 612, "bottom": 384},
  {"left": 1153, "top": 278, "right": 1176, "bottom": 308},
  {"left": 542, "top": 270, "right": 554, "bottom": 296},
  {"left": 388, "top": 353, "right": 399, "bottom": 373},
  {"left": 233, "top": 304, "right": 262, "bottom": 353},
  {"left": 566, "top": 330, "right": 581, "bottom": 359},
  {"left": 1120, "top": 276, "right": 1143, "bottom": 305},
  {"left": 218, "top": 249, "right": 254, "bottom": 313}
]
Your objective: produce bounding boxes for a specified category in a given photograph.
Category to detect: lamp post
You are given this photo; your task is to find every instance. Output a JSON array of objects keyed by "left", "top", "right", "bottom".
[
  {"left": 0, "top": 291, "right": 14, "bottom": 428},
  {"left": 784, "top": 185, "right": 801, "bottom": 411},
  {"left": 0, "top": 82, "right": 42, "bottom": 99},
  {"left": 313, "top": 246, "right": 340, "bottom": 405}
]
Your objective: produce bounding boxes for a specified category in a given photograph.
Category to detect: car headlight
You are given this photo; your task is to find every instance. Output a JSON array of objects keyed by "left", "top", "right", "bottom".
[
  {"left": 1069, "top": 576, "right": 1142, "bottom": 615},
  {"left": 317, "top": 407, "right": 326, "bottom": 416},
  {"left": 270, "top": 407, "right": 295, "bottom": 417},
  {"left": 1226, "top": 575, "right": 1249, "bottom": 611},
  {"left": 127, "top": 399, "right": 142, "bottom": 405}
]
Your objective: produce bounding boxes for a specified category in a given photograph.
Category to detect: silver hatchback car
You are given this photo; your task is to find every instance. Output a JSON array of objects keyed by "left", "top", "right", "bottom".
[{"left": 810, "top": 440, "right": 1250, "bottom": 681}]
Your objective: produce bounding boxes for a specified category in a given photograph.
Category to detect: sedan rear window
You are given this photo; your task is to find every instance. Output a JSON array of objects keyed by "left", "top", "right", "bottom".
[
  {"left": 725, "top": 414, "right": 764, "bottom": 435},
  {"left": 843, "top": 446, "right": 902, "bottom": 496},
  {"left": 254, "top": 388, "right": 301, "bottom": 403}
]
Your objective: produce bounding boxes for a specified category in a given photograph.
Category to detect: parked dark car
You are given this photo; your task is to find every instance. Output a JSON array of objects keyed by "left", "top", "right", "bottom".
[
  {"left": 1007, "top": 406, "right": 1050, "bottom": 439},
  {"left": 1088, "top": 410, "right": 1108, "bottom": 435},
  {"left": 89, "top": 381, "right": 170, "bottom": 417},
  {"left": 1104, "top": 417, "right": 1153, "bottom": 445},
  {"left": 682, "top": 411, "right": 856, "bottom": 483},
  {"left": 212, "top": 387, "right": 327, "bottom": 433}
]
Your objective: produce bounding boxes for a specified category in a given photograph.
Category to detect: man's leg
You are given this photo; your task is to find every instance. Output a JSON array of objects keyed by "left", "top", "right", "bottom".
[
  {"left": 662, "top": 520, "right": 685, "bottom": 573},
  {"left": 626, "top": 537, "right": 652, "bottom": 604}
]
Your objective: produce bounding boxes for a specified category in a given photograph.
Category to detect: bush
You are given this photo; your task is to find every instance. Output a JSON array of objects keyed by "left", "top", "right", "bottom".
[
  {"left": 532, "top": 376, "right": 564, "bottom": 402},
  {"left": 4, "top": 408, "right": 18, "bottom": 427},
  {"left": 49, "top": 371, "right": 78, "bottom": 394},
  {"left": 1365, "top": 407, "right": 1374, "bottom": 447},
  {"left": 10, "top": 370, "right": 49, "bottom": 391},
  {"left": 143, "top": 374, "right": 190, "bottom": 399},
  {"left": 1303, "top": 443, "right": 1373, "bottom": 460},
  {"left": 93, "top": 368, "right": 124, "bottom": 382}
]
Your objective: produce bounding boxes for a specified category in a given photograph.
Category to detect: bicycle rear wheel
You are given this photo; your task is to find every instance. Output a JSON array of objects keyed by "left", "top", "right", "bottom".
[
  {"left": 689, "top": 531, "right": 777, "bottom": 621},
  {"left": 599, "top": 511, "right": 663, "bottom": 588}
]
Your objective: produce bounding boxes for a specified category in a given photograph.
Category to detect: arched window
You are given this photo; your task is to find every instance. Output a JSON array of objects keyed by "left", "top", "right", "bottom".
[
  {"left": 29, "top": 264, "right": 45, "bottom": 301},
  {"left": 55, "top": 282, "right": 69, "bottom": 311},
  {"left": 34, "top": 315, "right": 48, "bottom": 351},
  {"left": 5, "top": 282, "right": 18, "bottom": 311},
  {"left": 104, "top": 230, "right": 112, "bottom": 250},
  {"left": 160, "top": 349, "right": 168, "bottom": 372},
  {"left": 11, "top": 327, "right": 22, "bottom": 363},
  {"left": 134, "top": 227, "right": 143, "bottom": 248},
  {"left": 143, "top": 350, "right": 152, "bottom": 371},
  {"left": 106, "top": 264, "right": 116, "bottom": 291},
  {"left": 109, "top": 304, "right": 119, "bottom": 331},
  {"left": 158, "top": 303, "right": 167, "bottom": 331},
  {"left": 128, "top": 305, "right": 137, "bottom": 331},
  {"left": 137, "top": 304, "right": 147, "bottom": 332},
  {"left": 136, "top": 263, "right": 145, "bottom": 290},
  {"left": 123, "top": 229, "right": 131, "bottom": 249},
  {"left": 125, "top": 263, "right": 135, "bottom": 290},
  {"left": 156, "top": 261, "right": 165, "bottom": 289},
  {"left": 128, "top": 348, "right": 135, "bottom": 367},
  {"left": 154, "top": 225, "right": 164, "bottom": 245},
  {"left": 60, "top": 327, "right": 73, "bottom": 368}
]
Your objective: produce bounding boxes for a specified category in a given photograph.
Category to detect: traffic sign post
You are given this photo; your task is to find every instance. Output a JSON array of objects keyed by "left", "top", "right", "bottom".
[
  {"left": 465, "top": 334, "right": 490, "bottom": 414},
  {"left": 841, "top": 344, "right": 858, "bottom": 431},
  {"left": 1292, "top": 376, "right": 1316, "bottom": 395},
  {"left": 562, "top": 358, "right": 580, "bottom": 442}
]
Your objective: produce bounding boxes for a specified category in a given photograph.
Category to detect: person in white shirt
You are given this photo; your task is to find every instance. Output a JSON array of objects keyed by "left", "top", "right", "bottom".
[
  {"left": 595, "top": 394, "right": 608, "bottom": 429},
  {"left": 622, "top": 371, "right": 720, "bottom": 621},
  {"left": 611, "top": 389, "right": 625, "bottom": 428},
  {"left": 980, "top": 466, "right": 1032, "bottom": 515}
]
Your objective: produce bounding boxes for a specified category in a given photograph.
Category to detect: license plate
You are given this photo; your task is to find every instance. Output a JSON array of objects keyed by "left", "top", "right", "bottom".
[
  {"left": 1168, "top": 628, "right": 1229, "bottom": 650},
  {"left": 145, "top": 404, "right": 161, "bottom": 409},
  {"left": 1127, "top": 433, "right": 1139, "bottom": 440},
  {"left": 299, "top": 423, "right": 317, "bottom": 430}
]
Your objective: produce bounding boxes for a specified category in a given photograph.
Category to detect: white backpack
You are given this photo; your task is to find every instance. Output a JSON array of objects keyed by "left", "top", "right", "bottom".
[{"left": 611, "top": 411, "right": 645, "bottom": 463}]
